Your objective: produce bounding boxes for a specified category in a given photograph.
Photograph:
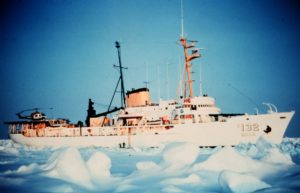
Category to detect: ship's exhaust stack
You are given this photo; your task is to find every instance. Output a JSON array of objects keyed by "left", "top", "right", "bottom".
[
  {"left": 126, "top": 88, "right": 151, "bottom": 107},
  {"left": 85, "top": 99, "right": 96, "bottom": 126}
]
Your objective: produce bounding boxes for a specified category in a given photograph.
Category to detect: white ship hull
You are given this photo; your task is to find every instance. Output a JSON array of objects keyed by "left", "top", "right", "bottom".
[{"left": 9, "top": 111, "right": 294, "bottom": 147}]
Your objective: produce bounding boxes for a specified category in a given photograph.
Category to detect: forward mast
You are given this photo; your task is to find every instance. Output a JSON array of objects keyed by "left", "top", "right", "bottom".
[{"left": 179, "top": 0, "right": 201, "bottom": 98}]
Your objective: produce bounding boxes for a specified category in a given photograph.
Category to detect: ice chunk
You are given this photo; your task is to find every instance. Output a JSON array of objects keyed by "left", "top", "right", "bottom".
[
  {"left": 136, "top": 161, "right": 160, "bottom": 171},
  {"left": 262, "top": 148, "right": 294, "bottom": 165},
  {"left": 256, "top": 136, "right": 274, "bottom": 150},
  {"left": 86, "top": 151, "right": 111, "bottom": 179},
  {"left": 17, "top": 163, "right": 40, "bottom": 174},
  {"left": 162, "top": 142, "right": 199, "bottom": 170},
  {"left": 192, "top": 147, "right": 287, "bottom": 178},
  {"left": 193, "top": 147, "right": 257, "bottom": 173},
  {"left": 280, "top": 138, "right": 300, "bottom": 156},
  {"left": 0, "top": 139, "right": 14, "bottom": 148},
  {"left": 246, "top": 145, "right": 260, "bottom": 158},
  {"left": 236, "top": 137, "right": 275, "bottom": 160},
  {"left": 219, "top": 170, "right": 271, "bottom": 193},
  {"left": 0, "top": 146, "right": 19, "bottom": 155},
  {"left": 4, "top": 163, "right": 41, "bottom": 175},
  {"left": 44, "top": 148, "right": 93, "bottom": 190},
  {"left": 235, "top": 137, "right": 296, "bottom": 165}
]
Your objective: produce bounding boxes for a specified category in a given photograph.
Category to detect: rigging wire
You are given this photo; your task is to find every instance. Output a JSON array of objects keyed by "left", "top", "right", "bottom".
[{"left": 227, "top": 83, "right": 260, "bottom": 110}]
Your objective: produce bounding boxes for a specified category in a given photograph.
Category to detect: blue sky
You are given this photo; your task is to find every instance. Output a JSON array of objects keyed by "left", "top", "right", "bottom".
[{"left": 1, "top": 0, "right": 300, "bottom": 138}]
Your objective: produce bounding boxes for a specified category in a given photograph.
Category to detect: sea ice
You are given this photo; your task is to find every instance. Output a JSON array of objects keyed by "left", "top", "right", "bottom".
[{"left": 0, "top": 138, "right": 300, "bottom": 193}]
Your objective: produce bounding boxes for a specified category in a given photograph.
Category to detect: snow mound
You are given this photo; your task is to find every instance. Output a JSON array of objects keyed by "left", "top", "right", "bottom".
[
  {"left": 43, "top": 147, "right": 115, "bottom": 190},
  {"left": 44, "top": 148, "right": 94, "bottom": 189},
  {"left": 219, "top": 170, "right": 271, "bottom": 193},
  {"left": 162, "top": 142, "right": 199, "bottom": 170},
  {"left": 193, "top": 147, "right": 259, "bottom": 173},
  {"left": 86, "top": 151, "right": 111, "bottom": 179}
]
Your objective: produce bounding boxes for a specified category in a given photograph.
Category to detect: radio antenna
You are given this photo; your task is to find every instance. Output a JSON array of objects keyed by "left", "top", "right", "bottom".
[{"left": 180, "top": 0, "right": 184, "bottom": 38}]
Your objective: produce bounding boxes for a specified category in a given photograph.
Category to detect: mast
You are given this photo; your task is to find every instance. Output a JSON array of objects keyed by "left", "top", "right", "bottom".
[
  {"left": 95, "top": 41, "right": 127, "bottom": 127},
  {"left": 115, "top": 41, "right": 127, "bottom": 108},
  {"left": 179, "top": 0, "right": 201, "bottom": 98}
]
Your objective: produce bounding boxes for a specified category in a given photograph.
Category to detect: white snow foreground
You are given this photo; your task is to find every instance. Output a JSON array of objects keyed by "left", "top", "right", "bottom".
[{"left": 0, "top": 137, "right": 299, "bottom": 193}]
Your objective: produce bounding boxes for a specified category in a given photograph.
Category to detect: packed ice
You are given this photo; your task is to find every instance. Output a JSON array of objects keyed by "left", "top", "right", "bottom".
[{"left": 0, "top": 137, "right": 300, "bottom": 193}]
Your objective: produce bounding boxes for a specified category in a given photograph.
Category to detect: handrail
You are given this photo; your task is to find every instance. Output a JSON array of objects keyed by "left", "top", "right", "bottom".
[{"left": 262, "top": 102, "right": 278, "bottom": 113}]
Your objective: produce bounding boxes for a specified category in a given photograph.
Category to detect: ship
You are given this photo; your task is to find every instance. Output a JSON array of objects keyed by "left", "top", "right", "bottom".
[{"left": 4, "top": 12, "right": 295, "bottom": 148}]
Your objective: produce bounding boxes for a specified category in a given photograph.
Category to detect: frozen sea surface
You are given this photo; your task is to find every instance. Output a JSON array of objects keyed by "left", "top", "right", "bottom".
[{"left": 0, "top": 137, "right": 300, "bottom": 193}]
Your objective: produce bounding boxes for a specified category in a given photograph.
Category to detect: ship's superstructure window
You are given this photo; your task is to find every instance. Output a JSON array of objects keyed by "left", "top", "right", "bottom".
[{"left": 197, "top": 104, "right": 214, "bottom": 108}]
